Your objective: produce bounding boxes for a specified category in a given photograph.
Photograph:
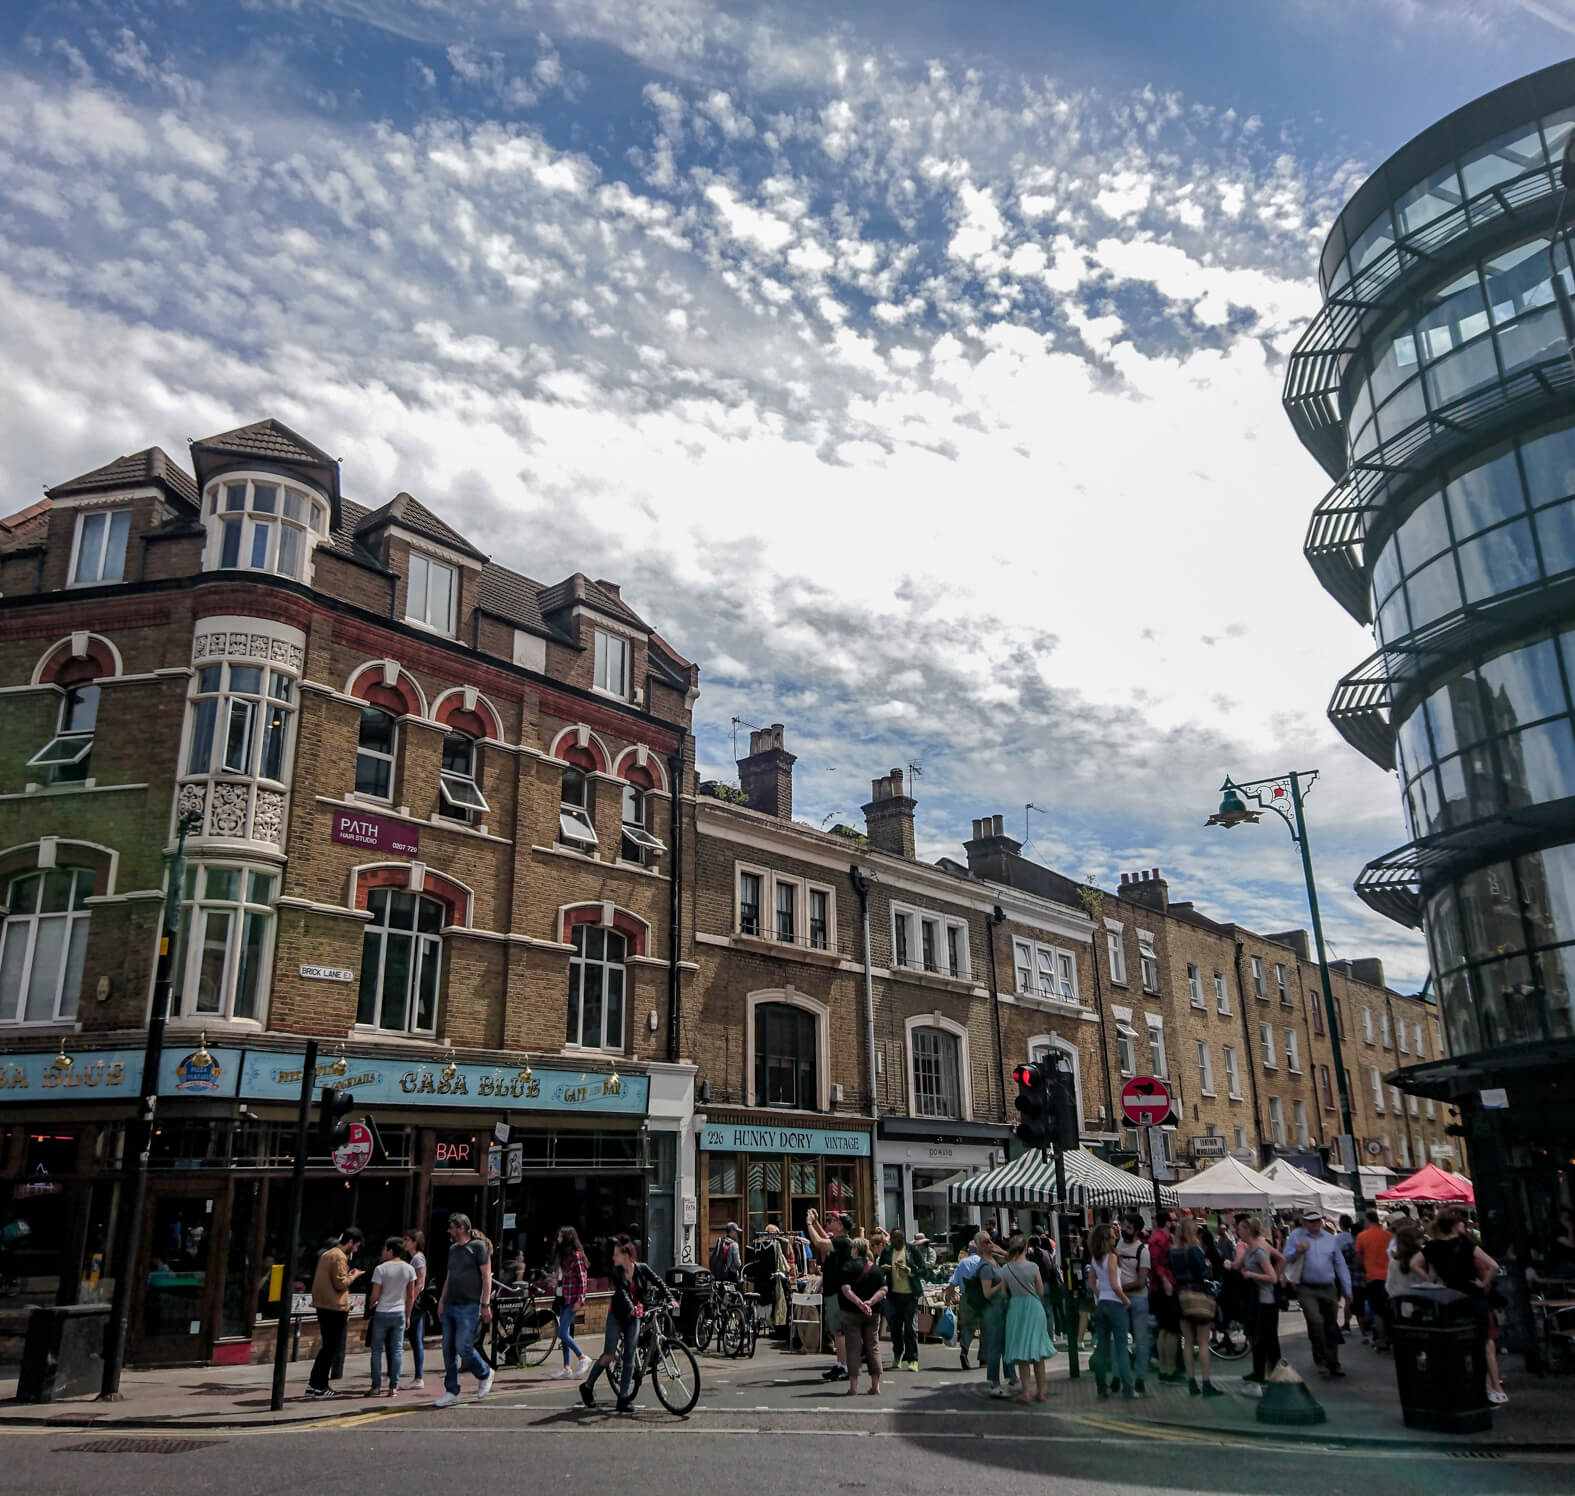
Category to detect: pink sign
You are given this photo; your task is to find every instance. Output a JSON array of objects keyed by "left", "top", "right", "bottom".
[{"left": 332, "top": 809, "right": 419, "bottom": 856}]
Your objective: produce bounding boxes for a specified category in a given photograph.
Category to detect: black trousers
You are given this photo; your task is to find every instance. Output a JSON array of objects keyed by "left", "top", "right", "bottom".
[
  {"left": 1251, "top": 1302, "right": 1280, "bottom": 1381},
  {"left": 310, "top": 1308, "right": 349, "bottom": 1391}
]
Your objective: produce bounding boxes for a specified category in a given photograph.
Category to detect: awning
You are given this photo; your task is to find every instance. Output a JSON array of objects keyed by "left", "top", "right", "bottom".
[
  {"left": 947, "top": 1148, "right": 1178, "bottom": 1209},
  {"left": 1174, "top": 1155, "right": 1321, "bottom": 1211},
  {"left": 1261, "top": 1158, "right": 1355, "bottom": 1218},
  {"left": 1377, "top": 1162, "right": 1474, "bottom": 1204}
]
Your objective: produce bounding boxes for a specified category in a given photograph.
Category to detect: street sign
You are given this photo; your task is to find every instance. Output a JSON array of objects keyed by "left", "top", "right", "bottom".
[
  {"left": 505, "top": 1142, "right": 523, "bottom": 1184},
  {"left": 1120, "top": 1075, "right": 1173, "bottom": 1127},
  {"left": 332, "top": 1121, "right": 373, "bottom": 1176},
  {"left": 1191, "top": 1134, "right": 1228, "bottom": 1158}
]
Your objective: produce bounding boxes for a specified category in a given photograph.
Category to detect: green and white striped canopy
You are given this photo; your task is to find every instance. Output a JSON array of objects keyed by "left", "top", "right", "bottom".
[{"left": 947, "top": 1148, "right": 1179, "bottom": 1209}]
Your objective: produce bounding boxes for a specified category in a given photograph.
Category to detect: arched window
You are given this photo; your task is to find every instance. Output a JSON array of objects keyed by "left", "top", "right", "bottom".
[
  {"left": 173, "top": 864, "right": 274, "bottom": 1020},
  {"left": 27, "top": 683, "right": 99, "bottom": 784},
  {"left": 567, "top": 925, "right": 625, "bottom": 1050},
  {"left": 910, "top": 1026, "right": 961, "bottom": 1119},
  {"left": 0, "top": 868, "right": 95, "bottom": 1024},
  {"left": 357, "top": 889, "right": 442, "bottom": 1033},
  {"left": 438, "top": 731, "right": 487, "bottom": 822},
  {"left": 559, "top": 766, "right": 597, "bottom": 850},
  {"left": 355, "top": 707, "right": 397, "bottom": 800},
  {"left": 619, "top": 784, "right": 665, "bottom": 864},
  {"left": 754, "top": 1002, "right": 818, "bottom": 1109}
]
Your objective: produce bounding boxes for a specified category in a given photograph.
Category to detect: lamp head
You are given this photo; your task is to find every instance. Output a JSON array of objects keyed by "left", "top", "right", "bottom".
[{"left": 1206, "top": 784, "right": 1262, "bottom": 829}]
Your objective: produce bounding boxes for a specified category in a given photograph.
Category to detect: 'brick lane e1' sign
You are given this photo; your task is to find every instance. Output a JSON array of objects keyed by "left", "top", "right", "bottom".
[{"left": 331, "top": 808, "right": 419, "bottom": 856}]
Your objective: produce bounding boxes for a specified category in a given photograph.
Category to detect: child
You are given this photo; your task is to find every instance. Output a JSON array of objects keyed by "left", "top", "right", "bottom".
[{"left": 367, "top": 1236, "right": 417, "bottom": 1396}]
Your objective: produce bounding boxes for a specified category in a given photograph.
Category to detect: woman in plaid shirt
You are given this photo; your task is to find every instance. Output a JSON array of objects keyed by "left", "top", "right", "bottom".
[{"left": 552, "top": 1227, "right": 593, "bottom": 1380}]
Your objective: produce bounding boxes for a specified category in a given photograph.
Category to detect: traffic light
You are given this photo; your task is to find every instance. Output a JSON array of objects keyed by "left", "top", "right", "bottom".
[
  {"left": 317, "top": 1086, "right": 355, "bottom": 1153},
  {"left": 1013, "top": 1058, "right": 1054, "bottom": 1151},
  {"left": 1045, "top": 1054, "right": 1080, "bottom": 1154}
]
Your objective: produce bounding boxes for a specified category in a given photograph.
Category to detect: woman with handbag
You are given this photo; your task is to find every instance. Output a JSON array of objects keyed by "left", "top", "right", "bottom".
[
  {"left": 1169, "top": 1218, "right": 1224, "bottom": 1398},
  {"left": 550, "top": 1226, "right": 593, "bottom": 1381}
]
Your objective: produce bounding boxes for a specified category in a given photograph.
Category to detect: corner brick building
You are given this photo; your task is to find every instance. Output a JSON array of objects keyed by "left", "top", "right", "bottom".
[{"left": 0, "top": 420, "right": 701, "bottom": 1365}]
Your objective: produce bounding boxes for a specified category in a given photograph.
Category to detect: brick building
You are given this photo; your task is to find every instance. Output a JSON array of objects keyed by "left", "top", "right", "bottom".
[{"left": 0, "top": 420, "right": 701, "bottom": 1366}]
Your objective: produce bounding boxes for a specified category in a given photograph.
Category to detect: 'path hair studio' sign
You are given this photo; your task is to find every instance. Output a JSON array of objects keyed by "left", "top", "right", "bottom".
[{"left": 331, "top": 808, "right": 419, "bottom": 856}]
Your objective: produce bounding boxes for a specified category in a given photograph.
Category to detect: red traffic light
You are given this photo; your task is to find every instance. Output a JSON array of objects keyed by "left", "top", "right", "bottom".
[{"left": 1012, "top": 1063, "right": 1037, "bottom": 1087}]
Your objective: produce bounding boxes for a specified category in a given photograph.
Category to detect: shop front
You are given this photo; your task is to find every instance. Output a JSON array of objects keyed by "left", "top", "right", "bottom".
[
  {"left": 697, "top": 1112, "right": 873, "bottom": 1244},
  {"left": 0, "top": 1042, "right": 672, "bottom": 1368},
  {"left": 874, "top": 1117, "right": 1011, "bottom": 1248}
]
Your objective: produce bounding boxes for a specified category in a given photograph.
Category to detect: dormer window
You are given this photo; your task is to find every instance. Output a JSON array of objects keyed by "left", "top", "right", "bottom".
[
  {"left": 593, "top": 630, "right": 628, "bottom": 697},
  {"left": 28, "top": 684, "right": 99, "bottom": 784},
  {"left": 406, "top": 553, "right": 456, "bottom": 634},
  {"left": 559, "top": 767, "right": 597, "bottom": 850},
  {"left": 70, "top": 509, "right": 130, "bottom": 585},
  {"left": 438, "top": 732, "right": 488, "bottom": 822},
  {"left": 206, "top": 478, "right": 325, "bottom": 579}
]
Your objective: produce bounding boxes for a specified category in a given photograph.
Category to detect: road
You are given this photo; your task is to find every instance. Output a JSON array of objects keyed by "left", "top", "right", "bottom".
[{"left": 3, "top": 1358, "right": 1572, "bottom": 1496}]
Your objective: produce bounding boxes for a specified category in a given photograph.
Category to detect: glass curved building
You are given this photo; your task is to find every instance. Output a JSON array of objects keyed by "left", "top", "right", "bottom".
[{"left": 1286, "top": 62, "right": 1575, "bottom": 1267}]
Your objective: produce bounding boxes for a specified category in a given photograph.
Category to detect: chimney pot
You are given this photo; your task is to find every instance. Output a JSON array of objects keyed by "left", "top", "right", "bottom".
[
  {"left": 1120, "top": 873, "right": 1129, "bottom": 885},
  {"left": 1151, "top": 867, "right": 1160, "bottom": 879},
  {"left": 737, "top": 720, "right": 797, "bottom": 819},
  {"left": 991, "top": 814, "right": 1004, "bottom": 837}
]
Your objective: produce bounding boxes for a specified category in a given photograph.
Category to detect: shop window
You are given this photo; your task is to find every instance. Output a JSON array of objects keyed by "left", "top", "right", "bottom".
[
  {"left": 619, "top": 785, "right": 664, "bottom": 864},
  {"left": 27, "top": 683, "right": 99, "bottom": 784},
  {"left": 438, "top": 731, "right": 487, "bottom": 822},
  {"left": 355, "top": 706, "right": 397, "bottom": 800},
  {"left": 754, "top": 1002, "right": 818, "bottom": 1109},
  {"left": 357, "top": 888, "right": 442, "bottom": 1033},
  {"left": 910, "top": 1026, "right": 961, "bottom": 1119},
  {"left": 187, "top": 665, "right": 294, "bottom": 783},
  {"left": 71, "top": 508, "right": 131, "bottom": 585},
  {"left": 173, "top": 865, "right": 275, "bottom": 1021},
  {"left": 559, "top": 767, "right": 597, "bottom": 850},
  {"left": 0, "top": 868, "right": 94, "bottom": 1023},
  {"left": 566, "top": 924, "right": 626, "bottom": 1051}
]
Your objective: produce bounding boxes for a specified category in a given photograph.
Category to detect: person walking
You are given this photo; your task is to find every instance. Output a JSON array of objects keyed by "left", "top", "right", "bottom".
[
  {"left": 402, "top": 1229, "right": 428, "bottom": 1390},
  {"left": 881, "top": 1228, "right": 920, "bottom": 1371},
  {"left": 1237, "top": 1217, "right": 1280, "bottom": 1396},
  {"left": 580, "top": 1235, "right": 657, "bottom": 1413},
  {"left": 1283, "top": 1209, "right": 1352, "bottom": 1378},
  {"left": 984, "top": 1232, "right": 1052, "bottom": 1404},
  {"left": 1116, "top": 1213, "right": 1151, "bottom": 1392},
  {"left": 840, "top": 1237, "right": 888, "bottom": 1395},
  {"left": 709, "top": 1221, "right": 743, "bottom": 1281},
  {"left": 1386, "top": 1221, "right": 1436, "bottom": 1295},
  {"left": 434, "top": 1213, "right": 493, "bottom": 1408},
  {"left": 551, "top": 1226, "right": 594, "bottom": 1381},
  {"left": 806, "top": 1208, "right": 854, "bottom": 1382},
  {"left": 1087, "top": 1222, "right": 1136, "bottom": 1400},
  {"left": 306, "top": 1225, "right": 364, "bottom": 1399},
  {"left": 1354, "top": 1209, "right": 1395, "bottom": 1350},
  {"left": 1170, "top": 1217, "right": 1224, "bottom": 1398},
  {"left": 1423, "top": 1208, "right": 1508, "bottom": 1405},
  {"left": 367, "top": 1236, "right": 416, "bottom": 1397},
  {"left": 1148, "top": 1209, "right": 1182, "bottom": 1383},
  {"left": 948, "top": 1232, "right": 992, "bottom": 1374}
]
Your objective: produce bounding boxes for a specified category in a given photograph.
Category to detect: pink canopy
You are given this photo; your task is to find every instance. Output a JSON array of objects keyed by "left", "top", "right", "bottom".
[{"left": 1376, "top": 1162, "right": 1474, "bottom": 1204}]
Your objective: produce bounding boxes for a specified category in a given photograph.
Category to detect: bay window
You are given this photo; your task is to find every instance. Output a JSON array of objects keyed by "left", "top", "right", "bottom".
[
  {"left": 566, "top": 924, "right": 627, "bottom": 1051},
  {"left": 173, "top": 866, "right": 274, "bottom": 1021},
  {"left": 208, "top": 478, "right": 324, "bottom": 579},
  {"left": 0, "top": 868, "right": 94, "bottom": 1024},
  {"left": 187, "top": 665, "right": 293, "bottom": 782},
  {"left": 357, "top": 888, "right": 442, "bottom": 1033}
]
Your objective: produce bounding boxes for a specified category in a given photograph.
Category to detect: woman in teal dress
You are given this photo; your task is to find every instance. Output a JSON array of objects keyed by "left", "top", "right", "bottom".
[{"left": 982, "top": 1232, "right": 1055, "bottom": 1404}]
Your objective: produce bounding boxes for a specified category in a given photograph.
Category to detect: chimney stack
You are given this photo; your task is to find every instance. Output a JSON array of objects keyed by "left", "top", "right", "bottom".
[
  {"left": 1348, "top": 957, "right": 1386, "bottom": 989},
  {"left": 736, "top": 723, "right": 796, "bottom": 820},
  {"left": 863, "top": 768, "right": 917, "bottom": 859},
  {"left": 1119, "top": 867, "right": 1169, "bottom": 913},
  {"left": 963, "top": 812, "right": 1023, "bottom": 877}
]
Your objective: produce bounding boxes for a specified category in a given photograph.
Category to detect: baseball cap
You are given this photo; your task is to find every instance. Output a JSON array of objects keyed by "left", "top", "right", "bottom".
[{"left": 725, "top": 1221, "right": 741, "bottom": 1234}]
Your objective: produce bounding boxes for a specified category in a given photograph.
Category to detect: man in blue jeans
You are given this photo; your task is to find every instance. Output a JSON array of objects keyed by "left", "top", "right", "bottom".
[
  {"left": 434, "top": 1213, "right": 494, "bottom": 1407},
  {"left": 1117, "top": 1214, "right": 1151, "bottom": 1392}
]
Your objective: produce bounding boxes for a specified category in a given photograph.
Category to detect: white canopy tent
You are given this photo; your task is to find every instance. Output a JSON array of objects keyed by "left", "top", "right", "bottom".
[
  {"left": 1174, "top": 1154, "right": 1321, "bottom": 1212},
  {"left": 1261, "top": 1158, "right": 1355, "bottom": 1219}
]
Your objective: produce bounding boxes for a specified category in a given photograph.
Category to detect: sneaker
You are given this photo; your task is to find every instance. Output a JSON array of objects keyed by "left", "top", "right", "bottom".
[
  {"left": 989, "top": 1384, "right": 1009, "bottom": 1399},
  {"left": 959, "top": 1350, "right": 971, "bottom": 1371},
  {"left": 906, "top": 1360, "right": 920, "bottom": 1372},
  {"left": 1134, "top": 1379, "right": 1147, "bottom": 1395},
  {"left": 1201, "top": 1382, "right": 1225, "bottom": 1399},
  {"left": 1488, "top": 1388, "right": 1509, "bottom": 1406},
  {"left": 434, "top": 1391, "right": 461, "bottom": 1408},
  {"left": 551, "top": 1366, "right": 575, "bottom": 1380},
  {"left": 475, "top": 1371, "right": 494, "bottom": 1399},
  {"left": 575, "top": 1356, "right": 593, "bottom": 1377},
  {"left": 1123, "top": 1388, "right": 1143, "bottom": 1400},
  {"left": 409, "top": 1379, "right": 425, "bottom": 1390},
  {"left": 387, "top": 1386, "right": 398, "bottom": 1397},
  {"left": 579, "top": 1384, "right": 596, "bottom": 1410},
  {"left": 821, "top": 1365, "right": 848, "bottom": 1381},
  {"left": 1239, "top": 1382, "right": 1264, "bottom": 1399},
  {"left": 304, "top": 1386, "right": 329, "bottom": 1399}
]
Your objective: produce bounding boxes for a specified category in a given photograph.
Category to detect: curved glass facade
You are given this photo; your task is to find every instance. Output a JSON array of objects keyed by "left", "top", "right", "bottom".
[{"left": 1290, "top": 64, "right": 1575, "bottom": 1062}]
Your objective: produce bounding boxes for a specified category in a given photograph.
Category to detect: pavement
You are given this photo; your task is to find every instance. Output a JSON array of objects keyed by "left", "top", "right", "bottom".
[{"left": 0, "top": 1312, "right": 1570, "bottom": 1454}]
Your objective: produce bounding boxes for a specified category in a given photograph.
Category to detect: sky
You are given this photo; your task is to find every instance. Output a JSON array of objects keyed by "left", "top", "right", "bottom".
[{"left": 3, "top": 2, "right": 1573, "bottom": 988}]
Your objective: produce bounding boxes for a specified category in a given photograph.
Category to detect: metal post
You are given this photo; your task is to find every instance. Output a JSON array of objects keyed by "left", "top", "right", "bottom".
[
  {"left": 1289, "top": 772, "right": 1367, "bottom": 1220},
  {"left": 1051, "top": 1144, "right": 1078, "bottom": 1379},
  {"left": 271, "top": 1038, "right": 318, "bottom": 1411},
  {"left": 100, "top": 811, "right": 197, "bottom": 1400},
  {"left": 849, "top": 866, "right": 881, "bottom": 1227}
]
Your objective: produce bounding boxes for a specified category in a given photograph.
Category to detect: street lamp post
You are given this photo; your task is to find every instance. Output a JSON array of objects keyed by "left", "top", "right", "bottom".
[{"left": 1206, "top": 771, "right": 1367, "bottom": 1219}]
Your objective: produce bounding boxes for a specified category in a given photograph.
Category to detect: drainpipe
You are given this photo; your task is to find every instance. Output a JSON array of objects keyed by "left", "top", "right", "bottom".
[
  {"left": 1075, "top": 886, "right": 1117, "bottom": 1139},
  {"left": 665, "top": 746, "right": 684, "bottom": 1064},
  {"left": 986, "top": 905, "right": 1007, "bottom": 1124},
  {"left": 1233, "top": 939, "right": 1267, "bottom": 1163},
  {"left": 849, "top": 865, "right": 880, "bottom": 1226}
]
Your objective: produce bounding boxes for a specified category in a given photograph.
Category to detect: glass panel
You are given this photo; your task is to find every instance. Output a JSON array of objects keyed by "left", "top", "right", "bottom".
[
  {"left": 1436, "top": 751, "right": 1476, "bottom": 826},
  {"left": 580, "top": 962, "right": 604, "bottom": 1049},
  {"left": 1405, "top": 552, "right": 1462, "bottom": 629},
  {"left": 1461, "top": 122, "right": 1546, "bottom": 198},
  {"left": 234, "top": 911, "right": 267, "bottom": 1019},
  {"left": 359, "top": 707, "right": 394, "bottom": 753},
  {"left": 204, "top": 868, "right": 239, "bottom": 901},
  {"left": 1522, "top": 845, "right": 1575, "bottom": 948},
  {"left": 195, "top": 908, "right": 232, "bottom": 1014},
  {"left": 1375, "top": 377, "right": 1428, "bottom": 443},
  {"left": 1477, "top": 638, "right": 1567, "bottom": 731},
  {"left": 1537, "top": 498, "right": 1575, "bottom": 577},
  {"left": 1397, "top": 492, "right": 1451, "bottom": 570},
  {"left": 1377, "top": 587, "right": 1409, "bottom": 645},
  {"left": 1395, "top": 703, "right": 1431, "bottom": 779},
  {"left": 566, "top": 961, "right": 582, "bottom": 1044},
  {"left": 198, "top": 666, "right": 221, "bottom": 693},
  {"left": 426, "top": 561, "right": 452, "bottom": 631},
  {"left": 247, "top": 872, "right": 273, "bottom": 903},
  {"left": 1372, "top": 534, "right": 1403, "bottom": 604},
  {"left": 357, "top": 929, "right": 382, "bottom": 1025},
  {"left": 283, "top": 490, "right": 304, "bottom": 521},
  {"left": 73, "top": 512, "right": 106, "bottom": 583},
  {"left": 276, "top": 524, "right": 300, "bottom": 578},
  {"left": 21, "top": 917, "right": 65, "bottom": 1020},
  {"left": 41, "top": 869, "right": 75, "bottom": 913},
  {"left": 225, "top": 483, "right": 248, "bottom": 512},
  {"left": 1395, "top": 162, "right": 1465, "bottom": 236},
  {"left": 230, "top": 666, "right": 262, "bottom": 694},
  {"left": 356, "top": 750, "right": 391, "bottom": 799},
  {"left": 1446, "top": 448, "right": 1525, "bottom": 538},
  {"left": 416, "top": 897, "right": 442, "bottom": 934},
  {"left": 219, "top": 518, "right": 242, "bottom": 568},
  {"left": 0, "top": 921, "right": 29, "bottom": 1022},
  {"left": 1459, "top": 862, "right": 1522, "bottom": 960},
  {"left": 1425, "top": 335, "right": 1500, "bottom": 408},
  {"left": 1497, "top": 304, "right": 1565, "bottom": 377},
  {"left": 1367, "top": 327, "right": 1419, "bottom": 407},
  {"left": 260, "top": 704, "right": 288, "bottom": 780},
  {"left": 1501, "top": 719, "right": 1575, "bottom": 807},
  {"left": 1426, "top": 674, "right": 1486, "bottom": 756},
  {"left": 1520, "top": 425, "right": 1575, "bottom": 505},
  {"left": 1457, "top": 519, "right": 1538, "bottom": 604},
  {"left": 1438, "top": 969, "right": 1478, "bottom": 1055},
  {"left": 252, "top": 484, "right": 278, "bottom": 514},
  {"left": 268, "top": 672, "right": 292, "bottom": 702},
  {"left": 379, "top": 931, "right": 412, "bottom": 1030},
  {"left": 414, "top": 938, "right": 439, "bottom": 1030},
  {"left": 103, "top": 509, "right": 130, "bottom": 581},
  {"left": 1349, "top": 210, "right": 1395, "bottom": 277},
  {"left": 1416, "top": 269, "right": 1490, "bottom": 361},
  {"left": 187, "top": 698, "right": 216, "bottom": 775},
  {"left": 223, "top": 698, "right": 254, "bottom": 771},
  {"left": 248, "top": 522, "right": 271, "bottom": 570},
  {"left": 605, "top": 964, "right": 624, "bottom": 1050},
  {"left": 387, "top": 891, "right": 417, "bottom": 930}
]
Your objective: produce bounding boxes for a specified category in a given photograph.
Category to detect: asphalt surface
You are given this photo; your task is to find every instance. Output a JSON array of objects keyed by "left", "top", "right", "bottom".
[{"left": 4, "top": 1362, "right": 1573, "bottom": 1496}]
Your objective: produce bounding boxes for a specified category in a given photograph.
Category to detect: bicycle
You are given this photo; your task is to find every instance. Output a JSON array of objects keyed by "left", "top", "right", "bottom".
[
  {"left": 486, "top": 1279, "right": 560, "bottom": 1368},
  {"left": 693, "top": 1277, "right": 756, "bottom": 1358},
  {"left": 1207, "top": 1280, "right": 1251, "bottom": 1362},
  {"left": 611, "top": 1293, "right": 701, "bottom": 1415}
]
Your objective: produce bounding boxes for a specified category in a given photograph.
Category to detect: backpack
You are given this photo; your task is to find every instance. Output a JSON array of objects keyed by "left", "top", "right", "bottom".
[{"left": 709, "top": 1235, "right": 736, "bottom": 1277}]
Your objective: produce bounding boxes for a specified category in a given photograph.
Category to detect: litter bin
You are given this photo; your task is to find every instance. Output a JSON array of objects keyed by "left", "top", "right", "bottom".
[
  {"left": 665, "top": 1264, "right": 713, "bottom": 1345},
  {"left": 1388, "top": 1288, "right": 1492, "bottom": 1434},
  {"left": 16, "top": 1302, "right": 111, "bottom": 1404}
]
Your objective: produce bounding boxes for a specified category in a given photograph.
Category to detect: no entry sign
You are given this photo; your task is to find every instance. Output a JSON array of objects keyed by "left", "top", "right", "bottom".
[
  {"left": 333, "top": 1121, "right": 373, "bottom": 1176},
  {"left": 1120, "top": 1076, "right": 1173, "bottom": 1128}
]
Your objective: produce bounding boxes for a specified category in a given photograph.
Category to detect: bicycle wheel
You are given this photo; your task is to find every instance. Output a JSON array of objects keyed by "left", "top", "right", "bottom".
[
  {"left": 650, "top": 1334, "right": 700, "bottom": 1415},
  {"left": 519, "top": 1306, "right": 559, "bottom": 1367},
  {"left": 693, "top": 1302, "right": 716, "bottom": 1352},
  {"left": 1210, "top": 1316, "right": 1251, "bottom": 1361},
  {"left": 741, "top": 1304, "right": 759, "bottom": 1359},
  {"left": 718, "top": 1305, "right": 747, "bottom": 1358}
]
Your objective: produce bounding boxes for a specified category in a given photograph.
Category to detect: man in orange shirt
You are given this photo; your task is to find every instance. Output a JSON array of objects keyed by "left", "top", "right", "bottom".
[{"left": 1352, "top": 1210, "right": 1394, "bottom": 1351}]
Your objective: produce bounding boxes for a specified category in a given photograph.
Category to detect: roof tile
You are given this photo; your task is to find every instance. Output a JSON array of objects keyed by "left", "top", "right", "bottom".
[
  {"left": 46, "top": 447, "right": 198, "bottom": 508},
  {"left": 355, "top": 491, "right": 488, "bottom": 561}
]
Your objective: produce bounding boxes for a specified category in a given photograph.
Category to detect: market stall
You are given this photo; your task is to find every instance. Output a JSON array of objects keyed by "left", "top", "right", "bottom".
[
  {"left": 1376, "top": 1163, "right": 1475, "bottom": 1205},
  {"left": 1261, "top": 1158, "right": 1355, "bottom": 1218},
  {"left": 946, "top": 1148, "right": 1179, "bottom": 1211},
  {"left": 1173, "top": 1154, "right": 1320, "bottom": 1213}
]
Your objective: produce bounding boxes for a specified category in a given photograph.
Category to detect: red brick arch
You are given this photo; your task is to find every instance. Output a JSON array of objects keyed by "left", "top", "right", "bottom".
[
  {"left": 432, "top": 688, "right": 503, "bottom": 740},
  {"left": 346, "top": 661, "right": 425, "bottom": 718},
  {"left": 34, "top": 635, "right": 118, "bottom": 687},
  {"left": 561, "top": 904, "right": 648, "bottom": 956},
  {"left": 351, "top": 863, "right": 471, "bottom": 926}
]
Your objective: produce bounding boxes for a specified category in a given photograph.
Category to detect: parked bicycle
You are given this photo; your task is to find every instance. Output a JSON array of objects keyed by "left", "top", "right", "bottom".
[
  {"left": 693, "top": 1276, "right": 757, "bottom": 1358},
  {"left": 612, "top": 1290, "right": 701, "bottom": 1415},
  {"left": 485, "top": 1278, "right": 560, "bottom": 1368},
  {"left": 1207, "top": 1280, "right": 1250, "bottom": 1361}
]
